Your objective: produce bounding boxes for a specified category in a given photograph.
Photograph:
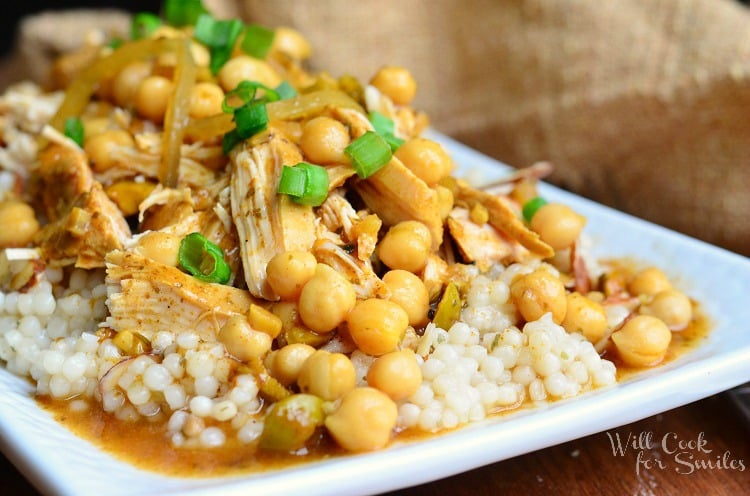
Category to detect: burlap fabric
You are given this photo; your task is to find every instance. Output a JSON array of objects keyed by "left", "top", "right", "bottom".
[{"left": 6, "top": 0, "right": 749, "bottom": 255}]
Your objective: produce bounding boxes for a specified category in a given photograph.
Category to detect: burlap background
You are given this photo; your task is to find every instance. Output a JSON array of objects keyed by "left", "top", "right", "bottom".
[{"left": 4, "top": 0, "right": 749, "bottom": 255}]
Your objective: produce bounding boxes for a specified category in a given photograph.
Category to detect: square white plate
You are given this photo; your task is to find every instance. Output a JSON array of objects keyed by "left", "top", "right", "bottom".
[{"left": 1, "top": 132, "right": 749, "bottom": 496}]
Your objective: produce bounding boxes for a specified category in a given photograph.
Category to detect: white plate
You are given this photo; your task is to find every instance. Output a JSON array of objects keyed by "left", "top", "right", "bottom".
[{"left": 2, "top": 132, "right": 749, "bottom": 496}]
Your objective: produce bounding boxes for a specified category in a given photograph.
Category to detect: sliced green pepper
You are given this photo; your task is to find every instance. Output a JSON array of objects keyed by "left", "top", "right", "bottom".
[{"left": 178, "top": 232, "right": 231, "bottom": 284}]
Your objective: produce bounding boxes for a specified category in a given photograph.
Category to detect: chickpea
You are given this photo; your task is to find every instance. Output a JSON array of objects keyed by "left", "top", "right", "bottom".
[
  {"left": 370, "top": 66, "right": 417, "bottom": 106},
  {"left": 324, "top": 387, "right": 398, "bottom": 452},
  {"left": 640, "top": 290, "right": 693, "bottom": 331},
  {"left": 382, "top": 270, "right": 430, "bottom": 327},
  {"left": 561, "top": 292, "right": 608, "bottom": 343},
  {"left": 188, "top": 82, "right": 224, "bottom": 119},
  {"left": 366, "top": 349, "right": 422, "bottom": 400},
  {"left": 112, "top": 61, "right": 152, "bottom": 108},
  {"left": 394, "top": 138, "right": 453, "bottom": 185},
  {"left": 346, "top": 298, "right": 409, "bottom": 356},
  {"left": 133, "top": 75, "right": 174, "bottom": 123},
  {"left": 297, "top": 350, "right": 356, "bottom": 401},
  {"left": 189, "top": 42, "right": 211, "bottom": 68},
  {"left": 378, "top": 221, "right": 432, "bottom": 273},
  {"left": 268, "top": 343, "right": 316, "bottom": 386},
  {"left": 509, "top": 269, "right": 567, "bottom": 324},
  {"left": 265, "top": 250, "right": 317, "bottom": 300},
  {"left": 0, "top": 200, "right": 39, "bottom": 248},
  {"left": 217, "top": 55, "right": 282, "bottom": 92},
  {"left": 299, "top": 116, "right": 350, "bottom": 165},
  {"left": 84, "top": 130, "right": 134, "bottom": 172},
  {"left": 611, "top": 315, "right": 672, "bottom": 367},
  {"left": 271, "top": 27, "right": 312, "bottom": 60},
  {"left": 218, "top": 315, "right": 273, "bottom": 362},
  {"left": 628, "top": 268, "right": 673, "bottom": 296},
  {"left": 530, "top": 203, "right": 586, "bottom": 251},
  {"left": 82, "top": 117, "right": 111, "bottom": 140},
  {"left": 134, "top": 231, "right": 181, "bottom": 266},
  {"left": 298, "top": 264, "right": 356, "bottom": 333}
]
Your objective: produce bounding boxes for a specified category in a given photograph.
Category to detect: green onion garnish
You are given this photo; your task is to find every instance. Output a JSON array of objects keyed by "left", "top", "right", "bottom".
[
  {"left": 234, "top": 103, "right": 269, "bottom": 139},
  {"left": 275, "top": 81, "right": 297, "bottom": 100},
  {"left": 221, "top": 129, "right": 242, "bottom": 155},
  {"left": 241, "top": 24, "right": 275, "bottom": 59},
  {"left": 220, "top": 81, "right": 282, "bottom": 153},
  {"left": 178, "top": 232, "right": 231, "bottom": 284},
  {"left": 164, "top": 0, "right": 208, "bottom": 27},
  {"left": 194, "top": 14, "right": 245, "bottom": 75},
  {"left": 522, "top": 197, "right": 548, "bottom": 222},
  {"left": 131, "top": 12, "right": 162, "bottom": 40},
  {"left": 107, "top": 37, "right": 124, "bottom": 50},
  {"left": 278, "top": 163, "right": 329, "bottom": 206},
  {"left": 221, "top": 80, "right": 280, "bottom": 113},
  {"left": 368, "top": 110, "right": 405, "bottom": 151},
  {"left": 345, "top": 131, "right": 392, "bottom": 178},
  {"left": 63, "top": 117, "right": 84, "bottom": 147}
]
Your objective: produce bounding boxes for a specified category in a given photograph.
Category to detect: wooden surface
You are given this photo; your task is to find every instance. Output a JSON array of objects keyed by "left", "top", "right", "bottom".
[{"left": 2, "top": 392, "right": 747, "bottom": 495}]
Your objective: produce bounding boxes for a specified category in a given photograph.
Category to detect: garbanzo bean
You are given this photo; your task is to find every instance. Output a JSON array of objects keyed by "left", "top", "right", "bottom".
[
  {"left": 299, "top": 116, "right": 350, "bottom": 164},
  {"left": 133, "top": 75, "right": 173, "bottom": 123},
  {"left": 217, "top": 55, "right": 282, "bottom": 92},
  {"left": 0, "top": 200, "right": 39, "bottom": 248},
  {"left": 530, "top": 203, "right": 586, "bottom": 251},
  {"left": 324, "top": 387, "right": 398, "bottom": 452},
  {"left": 640, "top": 289, "right": 693, "bottom": 330},
  {"left": 266, "top": 250, "right": 317, "bottom": 300},
  {"left": 271, "top": 27, "right": 312, "bottom": 60},
  {"left": 370, "top": 66, "right": 417, "bottom": 106},
  {"left": 366, "top": 349, "right": 422, "bottom": 400},
  {"left": 297, "top": 349, "right": 356, "bottom": 401},
  {"left": 346, "top": 298, "right": 409, "bottom": 356},
  {"left": 509, "top": 269, "right": 567, "bottom": 324},
  {"left": 134, "top": 231, "right": 181, "bottom": 266},
  {"left": 382, "top": 269, "right": 430, "bottom": 327},
  {"left": 611, "top": 315, "right": 672, "bottom": 367},
  {"left": 189, "top": 82, "right": 224, "bottom": 119},
  {"left": 394, "top": 138, "right": 453, "bottom": 185},
  {"left": 298, "top": 263, "right": 356, "bottom": 333},
  {"left": 112, "top": 61, "right": 151, "bottom": 108},
  {"left": 378, "top": 221, "right": 432, "bottom": 273},
  {"left": 218, "top": 315, "right": 273, "bottom": 362},
  {"left": 628, "top": 268, "right": 673, "bottom": 296},
  {"left": 561, "top": 292, "right": 608, "bottom": 343},
  {"left": 268, "top": 343, "right": 316, "bottom": 386},
  {"left": 83, "top": 129, "right": 134, "bottom": 172}
]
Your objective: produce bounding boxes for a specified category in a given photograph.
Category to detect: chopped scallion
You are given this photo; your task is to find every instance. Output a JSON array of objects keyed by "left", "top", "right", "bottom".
[
  {"left": 194, "top": 14, "right": 245, "bottom": 74},
  {"left": 164, "top": 0, "right": 208, "bottom": 27},
  {"left": 63, "top": 117, "right": 84, "bottom": 147},
  {"left": 131, "top": 12, "right": 162, "bottom": 40},
  {"left": 522, "top": 197, "right": 548, "bottom": 222},
  {"left": 278, "top": 163, "right": 329, "bottom": 206},
  {"left": 275, "top": 81, "right": 297, "bottom": 100},
  {"left": 368, "top": 110, "right": 405, "bottom": 151},
  {"left": 344, "top": 131, "right": 392, "bottom": 178},
  {"left": 222, "top": 129, "right": 242, "bottom": 154},
  {"left": 178, "top": 232, "right": 231, "bottom": 284},
  {"left": 221, "top": 80, "right": 280, "bottom": 113},
  {"left": 107, "top": 37, "right": 124, "bottom": 50},
  {"left": 234, "top": 103, "right": 269, "bottom": 139},
  {"left": 241, "top": 24, "right": 275, "bottom": 59}
]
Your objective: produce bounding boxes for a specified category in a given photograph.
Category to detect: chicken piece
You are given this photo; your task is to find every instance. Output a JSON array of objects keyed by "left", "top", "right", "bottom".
[
  {"left": 452, "top": 179, "right": 554, "bottom": 259},
  {"left": 355, "top": 156, "right": 443, "bottom": 250},
  {"left": 33, "top": 144, "right": 93, "bottom": 221},
  {"left": 311, "top": 238, "right": 387, "bottom": 299},
  {"left": 446, "top": 207, "right": 513, "bottom": 271},
  {"left": 421, "top": 253, "right": 450, "bottom": 301},
  {"left": 138, "top": 185, "right": 196, "bottom": 231},
  {"left": 230, "top": 133, "right": 315, "bottom": 300},
  {"left": 105, "top": 251, "right": 256, "bottom": 340},
  {"left": 38, "top": 182, "right": 131, "bottom": 268}
]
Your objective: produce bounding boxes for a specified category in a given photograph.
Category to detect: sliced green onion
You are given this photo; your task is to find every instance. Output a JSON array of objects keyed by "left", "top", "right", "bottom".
[
  {"left": 63, "top": 117, "right": 84, "bottom": 147},
  {"left": 194, "top": 14, "right": 245, "bottom": 74},
  {"left": 221, "top": 80, "right": 280, "bottom": 113},
  {"left": 164, "top": 0, "right": 208, "bottom": 27},
  {"left": 275, "top": 81, "right": 297, "bottom": 100},
  {"left": 278, "top": 163, "right": 329, "bottom": 206},
  {"left": 345, "top": 131, "right": 392, "bottom": 178},
  {"left": 234, "top": 103, "right": 269, "bottom": 139},
  {"left": 241, "top": 24, "right": 275, "bottom": 59},
  {"left": 522, "top": 197, "right": 548, "bottom": 222},
  {"left": 368, "top": 110, "right": 405, "bottom": 151},
  {"left": 178, "top": 232, "right": 231, "bottom": 284},
  {"left": 107, "top": 37, "right": 124, "bottom": 50},
  {"left": 131, "top": 12, "right": 162, "bottom": 40}
]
